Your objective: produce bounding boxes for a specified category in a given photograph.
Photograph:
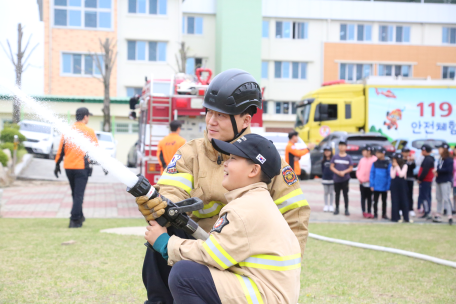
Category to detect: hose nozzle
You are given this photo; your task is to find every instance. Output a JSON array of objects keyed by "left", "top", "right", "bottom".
[{"left": 127, "top": 174, "right": 156, "bottom": 198}]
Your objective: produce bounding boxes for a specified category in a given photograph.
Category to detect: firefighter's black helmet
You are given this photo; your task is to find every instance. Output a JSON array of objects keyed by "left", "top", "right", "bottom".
[{"left": 203, "top": 69, "right": 262, "bottom": 115}]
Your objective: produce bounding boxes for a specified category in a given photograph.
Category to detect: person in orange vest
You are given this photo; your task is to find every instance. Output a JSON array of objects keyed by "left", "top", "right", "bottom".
[
  {"left": 285, "top": 131, "right": 313, "bottom": 177},
  {"left": 157, "top": 120, "right": 186, "bottom": 173},
  {"left": 54, "top": 107, "right": 98, "bottom": 228}
]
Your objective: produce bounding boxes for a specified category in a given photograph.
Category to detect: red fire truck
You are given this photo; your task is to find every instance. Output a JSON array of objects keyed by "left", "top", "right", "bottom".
[{"left": 136, "top": 68, "right": 264, "bottom": 184}]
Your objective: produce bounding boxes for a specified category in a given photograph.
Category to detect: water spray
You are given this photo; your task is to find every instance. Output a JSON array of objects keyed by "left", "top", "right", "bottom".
[{"left": 3, "top": 82, "right": 208, "bottom": 240}]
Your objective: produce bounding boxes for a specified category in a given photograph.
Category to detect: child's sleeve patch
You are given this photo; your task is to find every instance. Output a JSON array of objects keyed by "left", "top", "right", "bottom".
[{"left": 210, "top": 213, "right": 229, "bottom": 233}]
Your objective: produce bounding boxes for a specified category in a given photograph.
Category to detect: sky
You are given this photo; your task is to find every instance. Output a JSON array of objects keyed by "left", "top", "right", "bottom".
[{"left": 0, "top": 0, "right": 44, "bottom": 95}]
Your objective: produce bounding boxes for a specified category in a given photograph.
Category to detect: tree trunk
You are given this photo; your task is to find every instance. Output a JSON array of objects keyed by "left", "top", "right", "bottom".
[
  {"left": 102, "top": 82, "right": 110, "bottom": 132},
  {"left": 13, "top": 23, "right": 23, "bottom": 124}
]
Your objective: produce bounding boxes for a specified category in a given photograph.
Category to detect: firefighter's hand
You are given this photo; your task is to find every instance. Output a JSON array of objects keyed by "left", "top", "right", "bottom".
[
  {"left": 145, "top": 221, "right": 167, "bottom": 246},
  {"left": 54, "top": 164, "right": 61, "bottom": 178},
  {"left": 307, "top": 143, "right": 316, "bottom": 150},
  {"left": 136, "top": 194, "right": 168, "bottom": 221},
  {"left": 102, "top": 168, "right": 108, "bottom": 175}
]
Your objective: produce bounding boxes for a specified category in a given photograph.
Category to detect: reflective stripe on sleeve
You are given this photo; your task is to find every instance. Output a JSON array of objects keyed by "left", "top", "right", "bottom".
[
  {"left": 157, "top": 173, "right": 194, "bottom": 194},
  {"left": 202, "top": 235, "right": 237, "bottom": 269},
  {"left": 192, "top": 201, "right": 224, "bottom": 218},
  {"left": 239, "top": 253, "right": 301, "bottom": 271},
  {"left": 235, "top": 274, "right": 264, "bottom": 304},
  {"left": 274, "top": 188, "right": 309, "bottom": 214}
]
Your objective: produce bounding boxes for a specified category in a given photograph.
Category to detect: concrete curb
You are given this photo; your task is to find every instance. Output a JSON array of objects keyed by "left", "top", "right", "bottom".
[{"left": 14, "top": 154, "right": 33, "bottom": 176}]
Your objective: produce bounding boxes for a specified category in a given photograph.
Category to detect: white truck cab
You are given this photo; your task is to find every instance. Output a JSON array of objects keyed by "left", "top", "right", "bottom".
[{"left": 19, "top": 120, "right": 59, "bottom": 159}]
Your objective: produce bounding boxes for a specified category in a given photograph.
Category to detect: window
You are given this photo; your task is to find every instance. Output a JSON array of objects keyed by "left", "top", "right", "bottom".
[
  {"left": 339, "top": 64, "right": 372, "bottom": 81},
  {"left": 274, "top": 102, "right": 297, "bottom": 115},
  {"left": 378, "top": 64, "right": 411, "bottom": 77},
  {"left": 314, "top": 104, "right": 338, "bottom": 122},
  {"left": 276, "top": 21, "right": 291, "bottom": 39},
  {"left": 261, "top": 61, "right": 268, "bottom": 79},
  {"left": 262, "top": 101, "right": 268, "bottom": 114},
  {"left": 442, "top": 66, "right": 456, "bottom": 79},
  {"left": 379, "top": 25, "right": 410, "bottom": 43},
  {"left": 183, "top": 16, "right": 203, "bottom": 35},
  {"left": 345, "top": 103, "right": 352, "bottom": 119},
  {"left": 128, "top": 0, "right": 167, "bottom": 15},
  {"left": 340, "top": 24, "right": 372, "bottom": 41},
  {"left": 127, "top": 41, "right": 167, "bottom": 62},
  {"left": 104, "top": 122, "right": 138, "bottom": 134},
  {"left": 127, "top": 87, "right": 142, "bottom": 97},
  {"left": 293, "top": 22, "right": 308, "bottom": 39},
  {"left": 275, "top": 61, "right": 307, "bottom": 79},
  {"left": 262, "top": 20, "right": 269, "bottom": 38},
  {"left": 54, "top": 0, "right": 112, "bottom": 29},
  {"left": 62, "top": 53, "right": 104, "bottom": 75},
  {"left": 442, "top": 27, "right": 456, "bottom": 44},
  {"left": 185, "top": 57, "right": 203, "bottom": 74}
]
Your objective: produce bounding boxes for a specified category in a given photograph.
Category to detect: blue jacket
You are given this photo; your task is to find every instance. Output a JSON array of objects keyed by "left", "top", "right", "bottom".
[
  {"left": 370, "top": 159, "right": 391, "bottom": 192},
  {"left": 321, "top": 158, "right": 334, "bottom": 182},
  {"left": 436, "top": 157, "right": 453, "bottom": 184}
]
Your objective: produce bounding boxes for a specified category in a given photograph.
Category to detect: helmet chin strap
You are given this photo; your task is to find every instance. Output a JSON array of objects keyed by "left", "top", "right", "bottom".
[{"left": 229, "top": 115, "right": 247, "bottom": 142}]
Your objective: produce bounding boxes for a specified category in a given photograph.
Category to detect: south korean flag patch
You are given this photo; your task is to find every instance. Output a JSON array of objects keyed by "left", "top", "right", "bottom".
[
  {"left": 210, "top": 213, "right": 229, "bottom": 233},
  {"left": 256, "top": 154, "right": 266, "bottom": 164}
]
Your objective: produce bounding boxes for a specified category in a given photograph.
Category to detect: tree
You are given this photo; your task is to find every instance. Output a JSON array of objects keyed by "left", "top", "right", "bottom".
[
  {"left": 1, "top": 23, "right": 38, "bottom": 123},
  {"left": 175, "top": 41, "right": 189, "bottom": 74},
  {"left": 89, "top": 37, "right": 117, "bottom": 132}
]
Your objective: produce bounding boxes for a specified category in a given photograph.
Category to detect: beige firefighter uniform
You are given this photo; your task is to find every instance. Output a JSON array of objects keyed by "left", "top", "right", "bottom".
[
  {"left": 157, "top": 127, "right": 311, "bottom": 254},
  {"left": 168, "top": 182, "right": 301, "bottom": 304}
]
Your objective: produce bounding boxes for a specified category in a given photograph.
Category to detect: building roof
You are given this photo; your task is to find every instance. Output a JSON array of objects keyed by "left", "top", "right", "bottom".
[{"left": 0, "top": 95, "right": 129, "bottom": 104}]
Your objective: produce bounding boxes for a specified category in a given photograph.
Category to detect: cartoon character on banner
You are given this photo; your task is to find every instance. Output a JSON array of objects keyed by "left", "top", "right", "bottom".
[
  {"left": 384, "top": 108, "right": 404, "bottom": 130},
  {"left": 319, "top": 126, "right": 331, "bottom": 138}
]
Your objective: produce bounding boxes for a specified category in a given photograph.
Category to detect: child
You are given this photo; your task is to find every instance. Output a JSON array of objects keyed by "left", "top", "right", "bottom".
[
  {"left": 144, "top": 134, "right": 301, "bottom": 304},
  {"left": 433, "top": 143, "right": 453, "bottom": 224},
  {"left": 402, "top": 147, "right": 416, "bottom": 217},
  {"left": 321, "top": 145, "right": 334, "bottom": 212},
  {"left": 370, "top": 147, "right": 391, "bottom": 220},
  {"left": 390, "top": 153, "right": 410, "bottom": 222},
  {"left": 356, "top": 145, "right": 377, "bottom": 218},
  {"left": 330, "top": 139, "right": 353, "bottom": 216},
  {"left": 417, "top": 144, "right": 435, "bottom": 219}
]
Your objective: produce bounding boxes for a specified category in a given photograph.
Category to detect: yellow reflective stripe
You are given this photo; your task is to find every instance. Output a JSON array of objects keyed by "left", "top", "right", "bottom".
[
  {"left": 235, "top": 274, "right": 264, "bottom": 304},
  {"left": 274, "top": 188, "right": 309, "bottom": 214},
  {"left": 157, "top": 173, "right": 194, "bottom": 194},
  {"left": 239, "top": 253, "right": 301, "bottom": 271},
  {"left": 192, "top": 201, "right": 224, "bottom": 218},
  {"left": 202, "top": 235, "right": 237, "bottom": 269}
]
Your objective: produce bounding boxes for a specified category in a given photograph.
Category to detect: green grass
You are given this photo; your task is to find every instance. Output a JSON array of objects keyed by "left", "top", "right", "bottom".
[{"left": 0, "top": 219, "right": 455, "bottom": 303}]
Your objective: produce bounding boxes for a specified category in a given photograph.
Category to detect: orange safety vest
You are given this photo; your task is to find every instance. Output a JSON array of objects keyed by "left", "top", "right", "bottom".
[
  {"left": 285, "top": 140, "right": 309, "bottom": 176},
  {"left": 157, "top": 133, "right": 186, "bottom": 172},
  {"left": 55, "top": 122, "right": 98, "bottom": 170}
]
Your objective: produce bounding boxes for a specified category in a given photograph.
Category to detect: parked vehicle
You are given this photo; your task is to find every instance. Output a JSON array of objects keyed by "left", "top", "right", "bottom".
[
  {"left": 127, "top": 141, "right": 139, "bottom": 168},
  {"left": 19, "top": 120, "right": 59, "bottom": 159},
  {"left": 260, "top": 132, "right": 311, "bottom": 179},
  {"left": 295, "top": 76, "right": 456, "bottom": 147},
  {"left": 393, "top": 138, "right": 448, "bottom": 175},
  {"left": 310, "top": 132, "right": 395, "bottom": 177},
  {"left": 95, "top": 131, "right": 117, "bottom": 158}
]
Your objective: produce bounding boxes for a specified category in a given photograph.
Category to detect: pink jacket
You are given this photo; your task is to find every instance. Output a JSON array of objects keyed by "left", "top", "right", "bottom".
[
  {"left": 356, "top": 156, "right": 377, "bottom": 183},
  {"left": 391, "top": 164, "right": 408, "bottom": 179}
]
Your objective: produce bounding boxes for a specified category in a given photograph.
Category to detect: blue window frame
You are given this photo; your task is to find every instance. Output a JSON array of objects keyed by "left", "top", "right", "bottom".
[
  {"left": 261, "top": 61, "right": 268, "bottom": 79},
  {"left": 262, "top": 21, "right": 269, "bottom": 38},
  {"left": 128, "top": 40, "right": 167, "bottom": 62},
  {"left": 62, "top": 53, "right": 103, "bottom": 75},
  {"left": 275, "top": 61, "right": 306, "bottom": 79},
  {"left": 442, "top": 27, "right": 456, "bottom": 44},
  {"left": 128, "top": 0, "right": 166, "bottom": 15},
  {"left": 54, "top": 0, "right": 112, "bottom": 29},
  {"left": 183, "top": 16, "right": 203, "bottom": 34},
  {"left": 276, "top": 21, "right": 291, "bottom": 39},
  {"left": 341, "top": 24, "right": 372, "bottom": 41}
]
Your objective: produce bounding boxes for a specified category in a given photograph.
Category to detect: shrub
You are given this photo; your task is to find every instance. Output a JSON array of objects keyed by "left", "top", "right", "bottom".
[
  {"left": 0, "top": 143, "right": 14, "bottom": 155},
  {"left": 0, "top": 149, "right": 8, "bottom": 167},
  {"left": 0, "top": 128, "right": 26, "bottom": 144},
  {"left": 3, "top": 123, "right": 20, "bottom": 131}
]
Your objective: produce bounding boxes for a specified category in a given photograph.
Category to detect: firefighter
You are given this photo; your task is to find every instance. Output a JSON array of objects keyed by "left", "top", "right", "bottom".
[
  {"left": 135, "top": 69, "right": 311, "bottom": 304},
  {"left": 285, "top": 130, "right": 312, "bottom": 177},
  {"left": 145, "top": 134, "right": 301, "bottom": 304},
  {"left": 157, "top": 120, "right": 186, "bottom": 173},
  {"left": 54, "top": 107, "right": 98, "bottom": 228},
  {"left": 129, "top": 93, "right": 140, "bottom": 120}
]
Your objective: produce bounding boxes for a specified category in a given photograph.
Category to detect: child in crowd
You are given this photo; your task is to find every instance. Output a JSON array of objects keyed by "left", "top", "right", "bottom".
[
  {"left": 433, "top": 143, "right": 453, "bottom": 225},
  {"left": 453, "top": 151, "right": 456, "bottom": 216},
  {"left": 144, "top": 134, "right": 301, "bottom": 304},
  {"left": 330, "top": 139, "right": 353, "bottom": 216},
  {"left": 370, "top": 147, "right": 391, "bottom": 220},
  {"left": 390, "top": 153, "right": 410, "bottom": 223},
  {"left": 401, "top": 147, "right": 416, "bottom": 217},
  {"left": 356, "top": 145, "right": 377, "bottom": 218},
  {"left": 321, "top": 145, "right": 334, "bottom": 212},
  {"left": 417, "top": 144, "right": 435, "bottom": 219}
]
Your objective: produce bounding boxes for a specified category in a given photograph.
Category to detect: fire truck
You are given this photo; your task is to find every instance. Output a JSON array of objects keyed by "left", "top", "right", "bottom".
[{"left": 136, "top": 68, "right": 264, "bottom": 184}]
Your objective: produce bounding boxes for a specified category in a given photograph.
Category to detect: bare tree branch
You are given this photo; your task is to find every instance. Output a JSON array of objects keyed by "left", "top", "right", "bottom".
[
  {"left": 6, "top": 40, "right": 17, "bottom": 66},
  {"left": 22, "top": 34, "right": 32, "bottom": 55},
  {"left": 22, "top": 63, "right": 31, "bottom": 72},
  {"left": 22, "top": 43, "right": 38, "bottom": 66}
]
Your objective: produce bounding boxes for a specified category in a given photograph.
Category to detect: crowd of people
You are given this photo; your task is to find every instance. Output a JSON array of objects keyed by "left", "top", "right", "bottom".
[{"left": 320, "top": 140, "right": 455, "bottom": 225}]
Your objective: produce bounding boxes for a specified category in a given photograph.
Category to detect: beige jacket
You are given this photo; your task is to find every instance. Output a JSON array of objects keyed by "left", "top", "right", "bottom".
[
  {"left": 157, "top": 127, "right": 311, "bottom": 253},
  {"left": 168, "top": 183, "right": 301, "bottom": 304}
]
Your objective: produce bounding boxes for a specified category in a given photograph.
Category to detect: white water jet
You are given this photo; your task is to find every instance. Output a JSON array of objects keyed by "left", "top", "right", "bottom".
[{"left": 2, "top": 82, "right": 139, "bottom": 188}]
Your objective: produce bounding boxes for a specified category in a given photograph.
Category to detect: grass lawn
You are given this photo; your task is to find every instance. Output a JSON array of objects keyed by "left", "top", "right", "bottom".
[{"left": 0, "top": 219, "right": 455, "bottom": 303}]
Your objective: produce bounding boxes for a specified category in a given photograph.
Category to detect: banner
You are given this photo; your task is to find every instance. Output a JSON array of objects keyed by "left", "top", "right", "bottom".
[{"left": 367, "top": 87, "right": 456, "bottom": 144}]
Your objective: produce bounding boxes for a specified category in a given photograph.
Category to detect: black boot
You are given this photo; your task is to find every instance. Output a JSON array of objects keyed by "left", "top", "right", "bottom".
[
  {"left": 333, "top": 208, "right": 339, "bottom": 215},
  {"left": 69, "top": 219, "right": 83, "bottom": 228},
  {"left": 345, "top": 209, "right": 350, "bottom": 216}
]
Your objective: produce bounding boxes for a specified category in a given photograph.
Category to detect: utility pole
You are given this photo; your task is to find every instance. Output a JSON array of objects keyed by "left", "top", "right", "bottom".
[{"left": 1, "top": 23, "right": 38, "bottom": 123}]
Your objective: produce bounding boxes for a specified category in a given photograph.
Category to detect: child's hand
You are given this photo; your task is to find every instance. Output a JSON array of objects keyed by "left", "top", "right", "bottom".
[
  {"left": 370, "top": 187, "right": 374, "bottom": 191},
  {"left": 145, "top": 221, "right": 168, "bottom": 246},
  {"left": 338, "top": 171, "right": 345, "bottom": 177}
]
